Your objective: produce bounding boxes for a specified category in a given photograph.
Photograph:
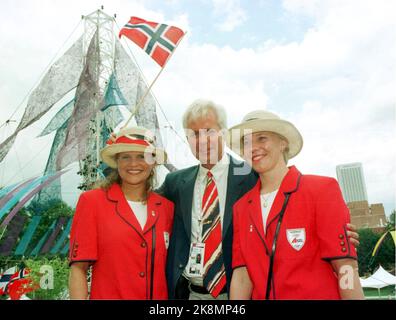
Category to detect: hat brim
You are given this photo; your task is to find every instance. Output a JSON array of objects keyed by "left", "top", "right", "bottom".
[
  {"left": 100, "top": 143, "right": 167, "bottom": 168},
  {"left": 227, "top": 119, "right": 303, "bottom": 159}
]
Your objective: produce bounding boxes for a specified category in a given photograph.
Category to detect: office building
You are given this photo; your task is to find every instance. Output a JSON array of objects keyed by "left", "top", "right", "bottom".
[{"left": 336, "top": 162, "right": 368, "bottom": 203}]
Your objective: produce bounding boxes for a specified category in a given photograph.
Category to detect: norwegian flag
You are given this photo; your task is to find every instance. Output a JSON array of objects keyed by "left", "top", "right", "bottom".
[
  {"left": 119, "top": 16, "right": 185, "bottom": 67},
  {"left": 1, "top": 267, "right": 37, "bottom": 299},
  {"left": 0, "top": 267, "right": 17, "bottom": 295},
  {"left": 10, "top": 267, "right": 30, "bottom": 282},
  {"left": 7, "top": 277, "right": 39, "bottom": 300}
]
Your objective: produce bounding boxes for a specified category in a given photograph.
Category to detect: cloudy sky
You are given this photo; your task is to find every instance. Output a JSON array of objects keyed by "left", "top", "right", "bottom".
[{"left": 0, "top": 0, "right": 395, "bottom": 215}]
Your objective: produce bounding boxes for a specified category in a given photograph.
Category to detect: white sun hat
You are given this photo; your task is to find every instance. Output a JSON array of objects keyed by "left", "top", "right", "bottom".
[
  {"left": 227, "top": 110, "right": 303, "bottom": 159},
  {"left": 100, "top": 126, "right": 167, "bottom": 168}
]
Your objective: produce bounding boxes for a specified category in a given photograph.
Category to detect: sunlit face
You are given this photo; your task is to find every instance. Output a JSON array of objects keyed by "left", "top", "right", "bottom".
[
  {"left": 243, "top": 131, "right": 288, "bottom": 174},
  {"left": 116, "top": 151, "right": 155, "bottom": 187},
  {"left": 185, "top": 110, "right": 224, "bottom": 166}
]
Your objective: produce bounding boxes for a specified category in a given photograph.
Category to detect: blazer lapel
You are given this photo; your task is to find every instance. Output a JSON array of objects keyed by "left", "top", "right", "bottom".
[
  {"left": 222, "top": 156, "right": 247, "bottom": 239},
  {"left": 265, "top": 166, "right": 302, "bottom": 234},
  {"left": 247, "top": 180, "right": 269, "bottom": 254},
  {"left": 179, "top": 165, "right": 199, "bottom": 238},
  {"left": 264, "top": 191, "right": 286, "bottom": 235},
  {"left": 107, "top": 184, "right": 145, "bottom": 238},
  {"left": 143, "top": 193, "right": 161, "bottom": 234}
]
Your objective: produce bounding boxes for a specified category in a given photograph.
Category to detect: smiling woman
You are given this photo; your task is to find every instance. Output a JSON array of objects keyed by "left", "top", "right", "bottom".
[
  {"left": 95, "top": 151, "right": 157, "bottom": 202},
  {"left": 68, "top": 126, "right": 174, "bottom": 300},
  {"left": 117, "top": 151, "right": 155, "bottom": 199},
  {"left": 228, "top": 110, "right": 365, "bottom": 300}
]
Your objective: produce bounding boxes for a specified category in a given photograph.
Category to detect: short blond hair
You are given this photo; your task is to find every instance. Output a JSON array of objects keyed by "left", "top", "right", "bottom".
[
  {"left": 272, "top": 132, "right": 290, "bottom": 164},
  {"left": 182, "top": 99, "right": 227, "bottom": 129}
]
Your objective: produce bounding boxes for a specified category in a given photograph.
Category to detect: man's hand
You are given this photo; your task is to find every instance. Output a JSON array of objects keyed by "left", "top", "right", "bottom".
[{"left": 346, "top": 223, "right": 360, "bottom": 248}]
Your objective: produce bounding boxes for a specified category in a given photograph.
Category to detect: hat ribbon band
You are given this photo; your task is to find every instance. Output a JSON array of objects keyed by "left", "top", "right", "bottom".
[{"left": 106, "top": 136, "right": 150, "bottom": 146}]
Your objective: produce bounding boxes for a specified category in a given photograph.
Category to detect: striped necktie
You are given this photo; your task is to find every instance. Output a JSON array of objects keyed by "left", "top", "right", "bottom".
[{"left": 201, "top": 171, "right": 226, "bottom": 297}]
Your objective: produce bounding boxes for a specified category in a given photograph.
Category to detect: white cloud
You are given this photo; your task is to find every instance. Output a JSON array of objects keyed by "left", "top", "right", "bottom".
[
  {"left": 282, "top": 0, "right": 325, "bottom": 17},
  {"left": 211, "top": 0, "right": 247, "bottom": 32}
]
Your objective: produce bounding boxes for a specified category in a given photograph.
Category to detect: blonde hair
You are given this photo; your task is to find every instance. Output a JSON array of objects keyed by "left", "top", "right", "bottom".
[
  {"left": 182, "top": 99, "right": 227, "bottom": 129},
  {"left": 94, "top": 169, "right": 121, "bottom": 190},
  {"left": 275, "top": 133, "right": 290, "bottom": 165}
]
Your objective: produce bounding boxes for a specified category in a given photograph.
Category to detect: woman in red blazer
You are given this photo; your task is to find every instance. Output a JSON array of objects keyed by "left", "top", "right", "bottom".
[
  {"left": 227, "top": 110, "right": 364, "bottom": 300},
  {"left": 68, "top": 126, "right": 174, "bottom": 300}
]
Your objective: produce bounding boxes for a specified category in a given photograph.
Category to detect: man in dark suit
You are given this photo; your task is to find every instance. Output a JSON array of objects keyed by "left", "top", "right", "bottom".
[{"left": 158, "top": 99, "right": 257, "bottom": 300}]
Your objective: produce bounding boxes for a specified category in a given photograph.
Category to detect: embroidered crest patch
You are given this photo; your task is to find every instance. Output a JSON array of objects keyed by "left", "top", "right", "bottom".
[{"left": 286, "top": 228, "right": 306, "bottom": 251}]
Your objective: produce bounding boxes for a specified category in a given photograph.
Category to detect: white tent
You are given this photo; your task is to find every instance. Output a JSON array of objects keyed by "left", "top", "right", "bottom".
[{"left": 360, "top": 265, "right": 396, "bottom": 289}]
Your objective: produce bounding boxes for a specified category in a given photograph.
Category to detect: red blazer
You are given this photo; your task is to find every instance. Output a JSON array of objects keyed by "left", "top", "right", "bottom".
[
  {"left": 232, "top": 166, "right": 356, "bottom": 300},
  {"left": 69, "top": 183, "right": 174, "bottom": 300}
]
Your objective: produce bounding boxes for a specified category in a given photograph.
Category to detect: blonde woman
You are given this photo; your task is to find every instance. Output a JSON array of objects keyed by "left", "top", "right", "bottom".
[
  {"left": 228, "top": 110, "right": 364, "bottom": 300},
  {"left": 68, "top": 127, "right": 174, "bottom": 300}
]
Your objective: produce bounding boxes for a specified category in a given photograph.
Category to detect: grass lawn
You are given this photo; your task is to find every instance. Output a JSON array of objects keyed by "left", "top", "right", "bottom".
[{"left": 364, "top": 286, "right": 396, "bottom": 300}]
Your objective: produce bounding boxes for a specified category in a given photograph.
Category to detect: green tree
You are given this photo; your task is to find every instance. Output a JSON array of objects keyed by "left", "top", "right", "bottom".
[
  {"left": 25, "top": 257, "right": 69, "bottom": 300},
  {"left": 358, "top": 228, "right": 395, "bottom": 276},
  {"left": 24, "top": 199, "right": 74, "bottom": 256},
  {"left": 386, "top": 210, "right": 395, "bottom": 230}
]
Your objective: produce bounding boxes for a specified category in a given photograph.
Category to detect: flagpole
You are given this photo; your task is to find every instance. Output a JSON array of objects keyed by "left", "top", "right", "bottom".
[{"left": 121, "top": 32, "right": 187, "bottom": 129}]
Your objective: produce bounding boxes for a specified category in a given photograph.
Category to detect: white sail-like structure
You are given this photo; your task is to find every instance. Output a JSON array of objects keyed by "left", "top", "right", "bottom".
[
  {"left": 0, "top": 36, "right": 84, "bottom": 163},
  {"left": 56, "top": 30, "right": 102, "bottom": 170}
]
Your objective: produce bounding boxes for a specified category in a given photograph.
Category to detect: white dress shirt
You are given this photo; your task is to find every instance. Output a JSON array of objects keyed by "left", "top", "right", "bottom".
[{"left": 183, "top": 152, "right": 230, "bottom": 286}]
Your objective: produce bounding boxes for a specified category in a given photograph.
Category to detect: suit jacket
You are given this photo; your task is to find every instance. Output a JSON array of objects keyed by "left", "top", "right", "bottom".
[{"left": 157, "top": 155, "right": 258, "bottom": 299}]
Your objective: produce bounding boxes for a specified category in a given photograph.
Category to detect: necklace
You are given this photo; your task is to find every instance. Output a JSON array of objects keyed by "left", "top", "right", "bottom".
[
  {"left": 261, "top": 193, "right": 272, "bottom": 208},
  {"left": 261, "top": 189, "right": 278, "bottom": 208}
]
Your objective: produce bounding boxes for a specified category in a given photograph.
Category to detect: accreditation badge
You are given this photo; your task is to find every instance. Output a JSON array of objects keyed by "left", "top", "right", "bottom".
[
  {"left": 286, "top": 228, "right": 306, "bottom": 251},
  {"left": 187, "top": 243, "right": 205, "bottom": 277}
]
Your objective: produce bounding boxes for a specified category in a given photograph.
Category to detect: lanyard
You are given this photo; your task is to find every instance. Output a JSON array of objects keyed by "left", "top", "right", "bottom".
[
  {"left": 150, "top": 226, "right": 156, "bottom": 300},
  {"left": 265, "top": 173, "right": 301, "bottom": 300},
  {"left": 265, "top": 193, "right": 291, "bottom": 300}
]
